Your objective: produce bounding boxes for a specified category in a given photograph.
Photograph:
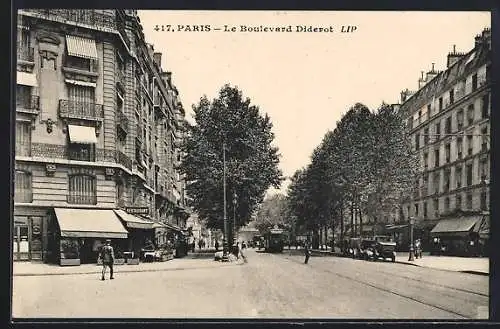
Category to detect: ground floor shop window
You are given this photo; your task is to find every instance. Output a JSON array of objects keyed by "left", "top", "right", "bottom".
[
  {"left": 13, "top": 215, "right": 45, "bottom": 261},
  {"left": 60, "top": 238, "right": 80, "bottom": 260}
]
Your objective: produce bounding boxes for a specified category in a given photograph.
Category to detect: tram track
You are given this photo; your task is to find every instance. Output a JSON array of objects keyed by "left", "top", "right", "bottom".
[{"left": 276, "top": 253, "right": 488, "bottom": 319}]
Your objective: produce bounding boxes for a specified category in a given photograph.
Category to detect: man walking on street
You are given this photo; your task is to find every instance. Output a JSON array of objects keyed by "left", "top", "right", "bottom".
[
  {"left": 304, "top": 240, "right": 311, "bottom": 264},
  {"left": 99, "top": 239, "right": 115, "bottom": 280}
]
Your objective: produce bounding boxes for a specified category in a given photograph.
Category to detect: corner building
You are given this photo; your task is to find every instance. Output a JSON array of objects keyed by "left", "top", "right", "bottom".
[
  {"left": 398, "top": 29, "right": 490, "bottom": 256},
  {"left": 14, "top": 9, "right": 189, "bottom": 264}
]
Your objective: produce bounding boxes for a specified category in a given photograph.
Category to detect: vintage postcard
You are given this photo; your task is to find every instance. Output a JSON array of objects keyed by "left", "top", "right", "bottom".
[{"left": 12, "top": 9, "right": 491, "bottom": 320}]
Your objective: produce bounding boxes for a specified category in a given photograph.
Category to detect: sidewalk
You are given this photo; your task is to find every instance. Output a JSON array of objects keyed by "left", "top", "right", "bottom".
[
  {"left": 305, "top": 248, "right": 489, "bottom": 275},
  {"left": 13, "top": 256, "right": 244, "bottom": 277}
]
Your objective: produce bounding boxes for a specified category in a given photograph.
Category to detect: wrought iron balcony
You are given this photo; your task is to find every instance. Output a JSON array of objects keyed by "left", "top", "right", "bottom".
[
  {"left": 116, "top": 110, "right": 129, "bottom": 135},
  {"left": 67, "top": 194, "right": 97, "bottom": 205},
  {"left": 17, "top": 44, "right": 34, "bottom": 62},
  {"left": 21, "top": 9, "right": 116, "bottom": 31},
  {"left": 116, "top": 69, "right": 126, "bottom": 90},
  {"left": 16, "top": 95, "right": 39, "bottom": 114},
  {"left": 68, "top": 148, "right": 96, "bottom": 162},
  {"left": 136, "top": 124, "right": 143, "bottom": 142},
  {"left": 116, "top": 150, "right": 133, "bottom": 170},
  {"left": 116, "top": 12, "right": 131, "bottom": 49},
  {"left": 59, "top": 99, "right": 104, "bottom": 121}
]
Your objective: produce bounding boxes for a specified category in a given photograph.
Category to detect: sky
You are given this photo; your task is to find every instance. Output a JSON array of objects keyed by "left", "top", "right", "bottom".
[{"left": 137, "top": 10, "right": 490, "bottom": 196}]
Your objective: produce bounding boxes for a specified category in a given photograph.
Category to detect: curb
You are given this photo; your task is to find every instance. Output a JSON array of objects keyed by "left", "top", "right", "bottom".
[
  {"left": 395, "top": 260, "right": 489, "bottom": 276},
  {"left": 13, "top": 262, "right": 242, "bottom": 277},
  {"left": 460, "top": 270, "right": 489, "bottom": 276}
]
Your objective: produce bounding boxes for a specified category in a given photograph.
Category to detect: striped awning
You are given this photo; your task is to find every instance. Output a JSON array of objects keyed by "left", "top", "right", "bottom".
[
  {"left": 114, "top": 209, "right": 154, "bottom": 230},
  {"left": 68, "top": 125, "right": 97, "bottom": 144},
  {"left": 17, "top": 72, "right": 37, "bottom": 87},
  {"left": 66, "top": 35, "right": 98, "bottom": 60},
  {"left": 54, "top": 208, "right": 128, "bottom": 239}
]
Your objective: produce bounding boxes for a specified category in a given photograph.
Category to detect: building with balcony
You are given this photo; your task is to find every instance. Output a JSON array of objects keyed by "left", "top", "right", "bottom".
[
  {"left": 14, "top": 9, "right": 189, "bottom": 264},
  {"left": 395, "top": 28, "right": 490, "bottom": 255}
]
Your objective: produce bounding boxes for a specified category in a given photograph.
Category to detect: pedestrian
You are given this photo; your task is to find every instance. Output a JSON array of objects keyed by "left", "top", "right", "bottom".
[
  {"left": 215, "top": 240, "right": 219, "bottom": 251},
  {"left": 99, "top": 239, "right": 115, "bottom": 280},
  {"left": 234, "top": 242, "right": 240, "bottom": 259},
  {"left": 198, "top": 239, "right": 202, "bottom": 250},
  {"left": 304, "top": 240, "right": 311, "bottom": 264}
]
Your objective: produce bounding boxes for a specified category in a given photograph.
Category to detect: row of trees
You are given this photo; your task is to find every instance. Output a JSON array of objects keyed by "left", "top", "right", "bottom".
[{"left": 286, "top": 103, "right": 418, "bottom": 248}]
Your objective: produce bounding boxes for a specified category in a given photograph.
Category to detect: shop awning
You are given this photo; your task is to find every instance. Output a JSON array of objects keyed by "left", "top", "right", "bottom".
[
  {"left": 17, "top": 72, "right": 37, "bottom": 87},
  {"left": 430, "top": 217, "right": 481, "bottom": 236},
  {"left": 68, "top": 125, "right": 97, "bottom": 144},
  {"left": 385, "top": 224, "right": 409, "bottom": 231},
  {"left": 65, "top": 79, "right": 97, "bottom": 88},
  {"left": 54, "top": 208, "right": 128, "bottom": 239},
  {"left": 114, "top": 209, "right": 154, "bottom": 230},
  {"left": 153, "top": 222, "right": 167, "bottom": 229},
  {"left": 66, "top": 35, "right": 98, "bottom": 60}
]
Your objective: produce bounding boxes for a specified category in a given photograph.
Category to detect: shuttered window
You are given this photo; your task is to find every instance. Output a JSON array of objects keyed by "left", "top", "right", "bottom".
[
  {"left": 15, "top": 170, "right": 32, "bottom": 203},
  {"left": 68, "top": 85, "right": 95, "bottom": 104},
  {"left": 16, "top": 121, "right": 31, "bottom": 156},
  {"left": 68, "top": 174, "right": 97, "bottom": 204}
]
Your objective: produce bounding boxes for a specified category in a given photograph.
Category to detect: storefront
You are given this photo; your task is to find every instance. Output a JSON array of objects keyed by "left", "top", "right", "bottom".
[
  {"left": 53, "top": 208, "right": 128, "bottom": 265},
  {"left": 430, "top": 214, "right": 486, "bottom": 257},
  {"left": 114, "top": 209, "right": 155, "bottom": 260},
  {"left": 13, "top": 207, "right": 51, "bottom": 262}
]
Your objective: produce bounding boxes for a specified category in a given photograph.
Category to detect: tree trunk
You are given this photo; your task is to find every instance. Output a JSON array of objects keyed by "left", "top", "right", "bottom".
[
  {"left": 313, "top": 229, "right": 320, "bottom": 249},
  {"left": 324, "top": 225, "right": 328, "bottom": 250},
  {"left": 351, "top": 202, "right": 355, "bottom": 238},
  {"left": 340, "top": 199, "right": 344, "bottom": 243},
  {"left": 359, "top": 208, "right": 363, "bottom": 238},
  {"left": 319, "top": 227, "right": 323, "bottom": 249}
]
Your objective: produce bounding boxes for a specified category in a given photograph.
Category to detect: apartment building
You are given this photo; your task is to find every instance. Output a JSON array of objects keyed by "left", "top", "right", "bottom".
[
  {"left": 397, "top": 28, "right": 490, "bottom": 255},
  {"left": 14, "top": 9, "right": 189, "bottom": 264}
]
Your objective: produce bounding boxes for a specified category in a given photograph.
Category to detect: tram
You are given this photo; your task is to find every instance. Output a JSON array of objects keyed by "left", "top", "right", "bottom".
[{"left": 263, "top": 226, "right": 285, "bottom": 253}]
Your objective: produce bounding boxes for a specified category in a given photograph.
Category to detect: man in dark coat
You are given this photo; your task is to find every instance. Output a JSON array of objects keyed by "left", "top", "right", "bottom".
[
  {"left": 99, "top": 239, "right": 115, "bottom": 280},
  {"left": 304, "top": 240, "right": 311, "bottom": 264}
]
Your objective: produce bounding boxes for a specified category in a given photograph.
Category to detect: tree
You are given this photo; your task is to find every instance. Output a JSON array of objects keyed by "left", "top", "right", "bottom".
[
  {"left": 180, "top": 84, "right": 283, "bottom": 231},
  {"left": 254, "top": 194, "right": 289, "bottom": 233}
]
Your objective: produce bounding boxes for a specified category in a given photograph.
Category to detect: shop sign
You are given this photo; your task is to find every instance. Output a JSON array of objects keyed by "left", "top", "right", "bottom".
[{"left": 125, "top": 207, "right": 150, "bottom": 215}]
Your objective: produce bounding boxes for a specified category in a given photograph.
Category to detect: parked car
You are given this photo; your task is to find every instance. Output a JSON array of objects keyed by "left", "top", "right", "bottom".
[
  {"left": 359, "top": 239, "right": 377, "bottom": 260},
  {"left": 373, "top": 240, "right": 397, "bottom": 262},
  {"left": 348, "top": 238, "right": 362, "bottom": 259}
]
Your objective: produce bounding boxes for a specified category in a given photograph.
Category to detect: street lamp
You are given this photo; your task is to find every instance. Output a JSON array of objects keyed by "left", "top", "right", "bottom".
[
  {"left": 233, "top": 192, "right": 238, "bottom": 248},
  {"left": 408, "top": 216, "right": 415, "bottom": 261}
]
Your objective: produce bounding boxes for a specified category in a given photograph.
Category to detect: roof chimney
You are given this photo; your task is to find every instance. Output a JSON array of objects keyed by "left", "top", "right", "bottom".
[
  {"left": 153, "top": 52, "right": 162, "bottom": 68},
  {"left": 446, "top": 45, "right": 465, "bottom": 68},
  {"left": 418, "top": 71, "right": 426, "bottom": 89},
  {"left": 425, "top": 63, "right": 438, "bottom": 82}
]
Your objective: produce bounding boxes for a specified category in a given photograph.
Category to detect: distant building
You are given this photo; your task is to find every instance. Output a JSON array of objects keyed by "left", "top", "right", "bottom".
[
  {"left": 394, "top": 28, "right": 490, "bottom": 255},
  {"left": 14, "top": 9, "right": 189, "bottom": 264}
]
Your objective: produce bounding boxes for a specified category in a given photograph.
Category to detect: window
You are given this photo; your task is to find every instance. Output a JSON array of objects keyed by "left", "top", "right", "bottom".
[
  {"left": 472, "top": 74, "right": 478, "bottom": 92},
  {"left": 456, "top": 194, "right": 462, "bottom": 210},
  {"left": 418, "top": 110, "right": 422, "bottom": 123},
  {"left": 481, "top": 94, "right": 490, "bottom": 118},
  {"left": 445, "top": 117, "right": 452, "bottom": 134},
  {"left": 481, "top": 127, "right": 488, "bottom": 151},
  {"left": 415, "top": 133, "right": 420, "bottom": 150},
  {"left": 435, "top": 122, "right": 441, "bottom": 140},
  {"left": 456, "top": 166, "right": 462, "bottom": 189},
  {"left": 433, "top": 198, "right": 439, "bottom": 216},
  {"left": 15, "top": 170, "right": 32, "bottom": 203},
  {"left": 467, "top": 104, "right": 474, "bottom": 125},
  {"left": 445, "top": 144, "right": 451, "bottom": 163},
  {"left": 443, "top": 169, "right": 450, "bottom": 192},
  {"left": 68, "top": 174, "right": 97, "bottom": 204},
  {"left": 466, "top": 193, "right": 473, "bottom": 209},
  {"left": 466, "top": 164, "right": 473, "bottom": 186},
  {"left": 480, "top": 191, "right": 487, "bottom": 210},
  {"left": 480, "top": 158, "right": 488, "bottom": 181},
  {"left": 449, "top": 89, "right": 454, "bottom": 104},
  {"left": 444, "top": 197, "right": 450, "bottom": 212},
  {"left": 65, "top": 55, "right": 94, "bottom": 72},
  {"left": 423, "top": 202, "right": 428, "bottom": 219},
  {"left": 15, "top": 121, "right": 31, "bottom": 156},
  {"left": 467, "top": 135, "right": 473, "bottom": 155},
  {"left": 456, "top": 109, "right": 464, "bottom": 130},
  {"left": 16, "top": 85, "right": 32, "bottom": 108},
  {"left": 414, "top": 203, "right": 419, "bottom": 217},
  {"left": 457, "top": 137, "right": 463, "bottom": 159},
  {"left": 423, "top": 152, "right": 428, "bottom": 170},
  {"left": 423, "top": 128, "right": 429, "bottom": 145},
  {"left": 427, "top": 104, "right": 431, "bottom": 115},
  {"left": 17, "top": 29, "right": 32, "bottom": 61},
  {"left": 439, "top": 97, "right": 443, "bottom": 111},
  {"left": 433, "top": 172, "right": 440, "bottom": 194},
  {"left": 434, "top": 149, "right": 440, "bottom": 167},
  {"left": 68, "top": 85, "right": 96, "bottom": 116}
]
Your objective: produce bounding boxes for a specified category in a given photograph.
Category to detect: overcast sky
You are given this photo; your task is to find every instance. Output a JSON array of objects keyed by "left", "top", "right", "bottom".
[{"left": 137, "top": 10, "right": 490, "bottom": 195}]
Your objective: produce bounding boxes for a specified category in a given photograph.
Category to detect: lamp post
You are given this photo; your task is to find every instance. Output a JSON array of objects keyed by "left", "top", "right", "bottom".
[
  {"left": 233, "top": 192, "right": 237, "bottom": 248},
  {"left": 408, "top": 216, "right": 415, "bottom": 261},
  {"left": 222, "top": 140, "right": 229, "bottom": 258}
]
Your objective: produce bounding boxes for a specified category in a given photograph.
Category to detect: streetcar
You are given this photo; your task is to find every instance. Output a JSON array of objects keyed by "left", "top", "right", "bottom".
[{"left": 262, "top": 226, "right": 285, "bottom": 253}]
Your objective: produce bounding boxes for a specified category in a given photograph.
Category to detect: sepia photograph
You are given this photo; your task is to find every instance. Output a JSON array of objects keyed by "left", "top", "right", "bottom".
[{"left": 12, "top": 8, "right": 491, "bottom": 320}]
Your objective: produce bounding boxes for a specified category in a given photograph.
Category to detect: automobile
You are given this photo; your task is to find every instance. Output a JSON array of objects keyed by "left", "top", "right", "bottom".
[
  {"left": 348, "top": 238, "right": 362, "bottom": 259},
  {"left": 359, "top": 239, "right": 377, "bottom": 260},
  {"left": 372, "top": 240, "right": 397, "bottom": 262}
]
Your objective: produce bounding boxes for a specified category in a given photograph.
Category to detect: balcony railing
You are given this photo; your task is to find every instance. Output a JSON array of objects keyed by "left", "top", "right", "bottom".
[
  {"left": 136, "top": 124, "right": 143, "bottom": 142},
  {"left": 67, "top": 194, "right": 97, "bottom": 205},
  {"left": 69, "top": 148, "right": 95, "bottom": 162},
  {"left": 116, "top": 150, "right": 133, "bottom": 170},
  {"left": 116, "top": 110, "right": 129, "bottom": 134},
  {"left": 14, "top": 189, "right": 33, "bottom": 203},
  {"left": 21, "top": 9, "right": 116, "bottom": 31},
  {"left": 16, "top": 95, "right": 39, "bottom": 113},
  {"left": 116, "top": 13, "right": 131, "bottom": 49},
  {"left": 17, "top": 44, "right": 34, "bottom": 62},
  {"left": 116, "top": 69, "right": 126, "bottom": 89},
  {"left": 59, "top": 100, "right": 104, "bottom": 121}
]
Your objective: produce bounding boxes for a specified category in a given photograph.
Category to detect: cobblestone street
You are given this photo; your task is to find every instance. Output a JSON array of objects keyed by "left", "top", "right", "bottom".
[{"left": 12, "top": 249, "right": 489, "bottom": 319}]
